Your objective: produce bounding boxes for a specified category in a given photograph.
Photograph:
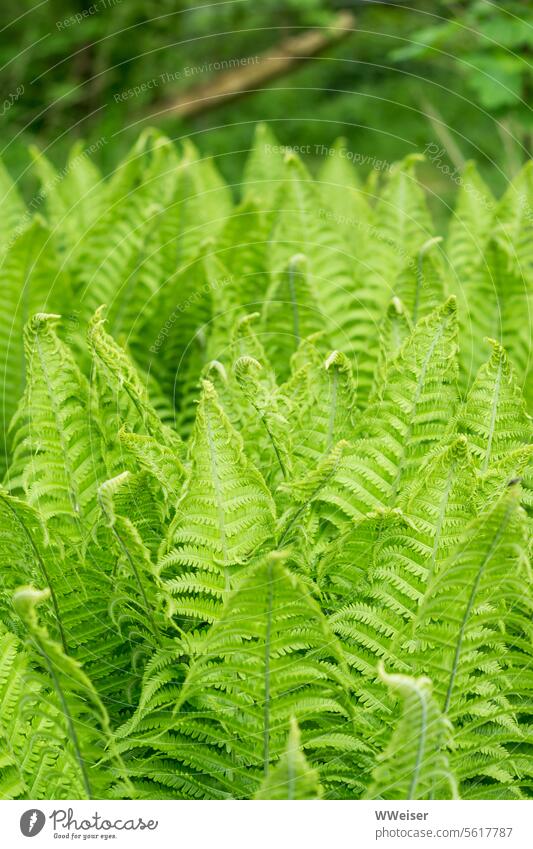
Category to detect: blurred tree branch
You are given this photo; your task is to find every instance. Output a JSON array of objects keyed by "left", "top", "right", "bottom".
[{"left": 146, "top": 10, "right": 355, "bottom": 119}]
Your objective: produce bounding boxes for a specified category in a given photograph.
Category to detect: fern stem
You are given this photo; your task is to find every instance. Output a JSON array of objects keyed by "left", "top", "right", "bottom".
[
  {"left": 278, "top": 454, "right": 341, "bottom": 546},
  {"left": 205, "top": 402, "right": 228, "bottom": 564},
  {"left": 287, "top": 747, "right": 296, "bottom": 801},
  {"left": 252, "top": 401, "right": 288, "bottom": 480},
  {"left": 326, "top": 368, "right": 338, "bottom": 452},
  {"left": 427, "top": 462, "right": 455, "bottom": 583},
  {"left": 407, "top": 687, "right": 427, "bottom": 799},
  {"left": 34, "top": 331, "right": 80, "bottom": 518},
  {"left": 390, "top": 312, "right": 449, "bottom": 503},
  {"left": 33, "top": 640, "right": 92, "bottom": 799},
  {"left": 443, "top": 501, "right": 513, "bottom": 713},
  {"left": 482, "top": 356, "right": 502, "bottom": 474},
  {"left": 413, "top": 250, "right": 424, "bottom": 325},
  {"left": 90, "top": 350, "right": 160, "bottom": 441},
  {"left": 263, "top": 558, "right": 273, "bottom": 776},
  {"left": 110, "top": 525, "right": 162, "bottom": 645},
  {"left": 0, "top": 494, "right": 68, "bottom": 654},
  {"left": 288, "top": 261, "right": 301, "bottom": 345}
]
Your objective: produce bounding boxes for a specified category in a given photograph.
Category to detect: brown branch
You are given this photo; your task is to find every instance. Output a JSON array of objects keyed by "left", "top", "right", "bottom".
[{"left": 147, "top": 11, "right": 355, "bottom": 120}]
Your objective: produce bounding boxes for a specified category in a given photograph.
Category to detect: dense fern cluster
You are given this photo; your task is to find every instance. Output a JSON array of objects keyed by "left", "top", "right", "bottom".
[{"left": 0, "top": 126, "right": 531, "bottom": 801}]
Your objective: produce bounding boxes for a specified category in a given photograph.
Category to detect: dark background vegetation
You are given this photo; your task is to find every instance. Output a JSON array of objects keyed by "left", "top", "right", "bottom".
[{"left": 1, "top": 0, "right": 532, "bottom": 212}]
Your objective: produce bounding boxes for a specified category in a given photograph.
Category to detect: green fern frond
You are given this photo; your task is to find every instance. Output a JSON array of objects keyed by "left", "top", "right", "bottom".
[
  {"left": 88, "top": 306, "right": 183, "bottom": 465},
  {"left": 326, "top": 438, "right": 477, "bottom": 683},
  {"left": 456, "top": 339, "right": 531, "bottom": 474},
  {"left": 30, "top": 141, "right": 106, "bottom": 258},
  {"left": 0, "top": 129, "right": 531, "bottom": 802},
  {"left": 181, "top": 139, "right": 232, "bottom": 235},
  {"left": 348, "top": 155, "right": 434, "bottom": 397},
  {"left": 319, "top": 298, "right": 458, "bottom": 525},
  {"left": 98, "top": 473, "right": 166, "bottom": 650},
  {"left": 215, "top": 197, "right": 270, "bottom": 311},
  {"left": 393, "top": 236, "right": 446, "bottom": 325},
  {"left": 255, "top": 717, "right": 323, "bottom": 799},
  {"left": 0, "top": 491, "right": 66, "bottom": 645},
  {"left": 149, "top": 251, "right": 212, "bottom": 413},
  {"left": 67, "top": 132, "right": 180, "bottom": 340},
  {"left": 375, "top": 155, "right": 434, "bottom": 267},
  {"left": 0, "top": 627, "right": 35, "bottom": 798},
  {"left": 317, "top": 138, "right": 373, "bottom": 259},
  {"left": 456, "top": 240, "right": 532, "bottom": 393},
  {"left": 262, "top": 254, "right": 326, "bottom": 378},
  {"left": 172, "top": 552, "right": 358, "bottom": 798},
  {"left": 0, "top": 158, "right": 27, "bottom": 255},
  {"left": 270, "top": 154, "right": 360, "bottom": 362},
  {"left": 370, "top": 297, "right": 412, "bottom": 400},
  {"left": 242, "top": 123, "right": 285, "bottom": 209},
  {"left": 160, "top": 380, "right": 276, "bottom": 625},
  {"left": 366, "top": 665, "right": 458, "bottom": 800},
  {"left": 14, "top": 586, "right": 130, "bottom": 799},
  {"left": 446, "top": 160, "right": 494, "bottom": 280},
  {"left": 492, "top": 160, "right": 533, "bottom": 279},
  {"left": 119, "top": 427, "right": 185, "bottom": 509},
  {"left": 291, "top": 348, "right": 357, "bottom": 477},
  {"left": 278, "top": 439, "right": 349, "bottom": 550},
  {"left": 411, "top": 484, "right": 532, "bottom": 796},
  {"left": 0, "top": 219, "right": 70, "bottom": 476},
  {"left": 233, "top": 355, "right": 292, "bottom": 485},
  {"left": 7, "top": 313, "right": 104, "bottom": 540},
  {"left": 320, "top": 508, "right": 408, "bottom": 611},
  {"left": 398, "top": 436, "right": 477, "bottom": 579},
  {"left": 0, "top": 621, "right": 105, "bottom": 799}
]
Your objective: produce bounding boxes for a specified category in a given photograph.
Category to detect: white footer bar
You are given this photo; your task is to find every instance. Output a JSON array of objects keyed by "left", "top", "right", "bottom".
[{"left": 2, "top": 800, "right": 531, "bottom": 848}]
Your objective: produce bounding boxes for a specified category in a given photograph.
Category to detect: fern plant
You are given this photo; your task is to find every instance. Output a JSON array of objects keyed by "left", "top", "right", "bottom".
[{"left": 0, "top": 125, "right": 531, "bottom": 801}]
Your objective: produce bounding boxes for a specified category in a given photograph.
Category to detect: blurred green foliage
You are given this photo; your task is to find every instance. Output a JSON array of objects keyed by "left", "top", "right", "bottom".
[{"left": 0, "top": 0, "right": 531, "bottom": 208}]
